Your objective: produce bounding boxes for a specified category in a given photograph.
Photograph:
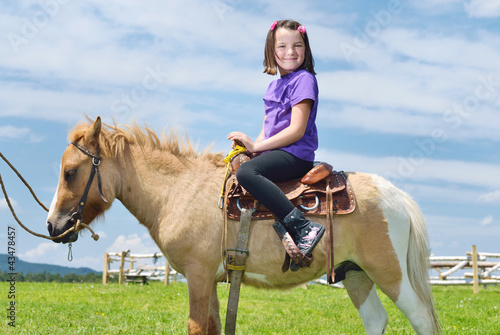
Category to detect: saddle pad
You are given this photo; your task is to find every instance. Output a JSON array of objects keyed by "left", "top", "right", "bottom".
[{"left": 225, "top": 171, "right": 355, "bottom": 220}]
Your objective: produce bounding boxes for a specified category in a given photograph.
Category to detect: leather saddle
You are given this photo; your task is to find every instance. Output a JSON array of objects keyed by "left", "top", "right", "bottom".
[
  {"left": 225, "top": 153, "right": 356, "bottom": 220},
  {"left": 223, "top": 153, "right": 358, "bottom": 282}
]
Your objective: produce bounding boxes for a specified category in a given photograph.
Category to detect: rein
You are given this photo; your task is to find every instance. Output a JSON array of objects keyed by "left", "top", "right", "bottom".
[{"left": 0, "top": 145, "right": 102, "bottom": 247}]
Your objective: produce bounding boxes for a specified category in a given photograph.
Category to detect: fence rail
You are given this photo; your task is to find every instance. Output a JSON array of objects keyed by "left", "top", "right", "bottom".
[{"left": 430, "top": 245, "right": 500, "bottom": 293}]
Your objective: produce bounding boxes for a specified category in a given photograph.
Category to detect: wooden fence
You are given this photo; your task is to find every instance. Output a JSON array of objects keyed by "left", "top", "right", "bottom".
[
  {"left": 430, "top": 245, "right": 500, "bottom": 293},
  {"left": 104, "top": 246, "right": 499, "bottom": 293},
  {"left": 315, "top": 246, "right": 499, "bottom": 291},
  {"left": 102, "top": 250, "right": 181, "bottom": 285}
]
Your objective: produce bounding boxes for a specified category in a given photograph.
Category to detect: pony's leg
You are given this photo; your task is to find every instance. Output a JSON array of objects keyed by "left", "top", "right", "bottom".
[
  {"left": 187, "top": 272, "right": 220, "bottom": 335},
  {"left": 343, "top": 270, "right": 388, "bottom": 335},
  {"left": 383, "top": 273, "right": 435, "bottom": 335},
  {"left": 208, "top": 282, "right": 221, "bottom": 335}
]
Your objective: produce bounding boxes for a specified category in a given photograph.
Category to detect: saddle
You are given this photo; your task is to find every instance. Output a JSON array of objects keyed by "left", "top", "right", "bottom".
[
  {"left": 222, "top": 153, "right": 357, "bottom": 283},
  {"left": 225, "top": 155, "right": 356, "bottom": 220}
]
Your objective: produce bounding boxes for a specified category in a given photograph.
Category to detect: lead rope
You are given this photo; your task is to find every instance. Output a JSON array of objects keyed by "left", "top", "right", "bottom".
[
  {"left": 0, "top": 152, "right": 99, "bottom": 260},
  {"left": 0, "top": 152, "right": 49, "bottom": 212}
]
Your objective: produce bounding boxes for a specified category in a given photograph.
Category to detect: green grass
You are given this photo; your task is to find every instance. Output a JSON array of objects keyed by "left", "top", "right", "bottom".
[{"left": 1, "top": 281, "right": 499, "bottom": 334}]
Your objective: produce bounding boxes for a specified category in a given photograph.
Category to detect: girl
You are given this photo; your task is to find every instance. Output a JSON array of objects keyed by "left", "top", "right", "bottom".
[{"left": 227, "top": 19, "right": 324, "bottom": 270}]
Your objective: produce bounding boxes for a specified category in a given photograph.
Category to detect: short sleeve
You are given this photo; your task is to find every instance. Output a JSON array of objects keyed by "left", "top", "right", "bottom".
[{"left": 289, "top": 72, "right": 318, "bottom": 107}]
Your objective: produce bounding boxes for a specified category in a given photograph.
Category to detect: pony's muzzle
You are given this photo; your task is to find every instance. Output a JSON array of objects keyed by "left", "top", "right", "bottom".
[{"left": 46, "top": 216, "right": 79, "bottom": 244}]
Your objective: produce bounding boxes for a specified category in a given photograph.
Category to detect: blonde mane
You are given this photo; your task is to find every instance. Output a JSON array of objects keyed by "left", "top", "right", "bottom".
[{"left": 68, "top": 119, "right": 225, "bottom": 166}]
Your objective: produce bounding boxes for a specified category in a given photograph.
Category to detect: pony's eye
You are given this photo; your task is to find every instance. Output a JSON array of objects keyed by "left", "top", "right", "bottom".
[{"left": 65, "top": 169, "right": 77, "bottom": 180}]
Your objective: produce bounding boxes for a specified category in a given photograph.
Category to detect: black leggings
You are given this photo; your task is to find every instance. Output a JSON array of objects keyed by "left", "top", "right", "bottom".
[{"left": 236, "top": 150, "right": 313, "bottom": 220}]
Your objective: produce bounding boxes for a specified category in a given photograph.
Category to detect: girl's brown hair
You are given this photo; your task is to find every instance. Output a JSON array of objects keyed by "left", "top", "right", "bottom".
[{"left": 263, "top": 20, "right": 316, "bottom": 76}]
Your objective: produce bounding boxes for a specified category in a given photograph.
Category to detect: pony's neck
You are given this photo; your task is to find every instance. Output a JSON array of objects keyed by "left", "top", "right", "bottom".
[
  {"left": 114, "top": 144, "right": 224, "bottom": 229},
  {"left": 113, "top": 145, "right": 176, "bottom": 227}
]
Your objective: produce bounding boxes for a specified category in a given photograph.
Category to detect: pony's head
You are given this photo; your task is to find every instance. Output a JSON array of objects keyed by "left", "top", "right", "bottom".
[{"left": 47, "top": 117, "right": 113, "bottom": 243}]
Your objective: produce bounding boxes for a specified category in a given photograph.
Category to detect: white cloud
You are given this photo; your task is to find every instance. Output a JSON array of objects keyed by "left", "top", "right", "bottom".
[
  {"left": 464, "top": 0, "right": 500, "bottom": 18},
  {"left": 477, "top": 190, "right": 500, "bottom": 203},
  {"left": 0, "top": 197, "right": 18, "bottom": 211},
  {"left": 398, "top": 183, "right": 480, "bottom": 206},
  {"left": 319, "top": 69, "right": 449, "bottom": 113},
  {"left": 316, "top": 148, "right": 500, "bottom": 189},
  {"left": 20, "top": 242, "right": 62, "bottom": 261},
  {"left": 0, "top": 0, "right": 273, "bottom": 126},
  {"left": 95, "top": 230, "right": 107, "bottom": 239},
  {"left": 1, "top": 1, "right": 266, "bottom": 85},
  {"left": 316, "top": 26, "right": 500, "bottom": 140},
  {"left": 0, "top": 126, "right": 30, "bottom": 139},
  {"left": 480, "top": 215, "right": 494, "bottom": 226},
  {"left": 381, "top": 28, "right": 500, "bottom": 70},
  {"left": 0, "top": 126, "right": 45, "bottom": 142},
  {"left": 318, "top": 105, "right": 441, "bottom": 137},
  {"left": 425, "top": 213, "right": 500, "bottom": 256},
  {"left": 1, "top": 1, "right": 499, "bottom": 145},
  {"left": 411, "top": 0, "right": 462, "bottom": 9},
  {"left": 20, "top": 242, "right": 104, "bottom": 271},
  {"left": 106, "top": 233, "right": 159, "bottom": 254}
]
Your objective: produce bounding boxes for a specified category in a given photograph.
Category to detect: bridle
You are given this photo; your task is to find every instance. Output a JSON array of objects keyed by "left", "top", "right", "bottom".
[
  {"left": 70, "top": 142, "right": 108, "bottom": 224},
  {"left": 0, "top": 142, "right": 105, "bottom": 262},
  {"left": 52, "top": 141, "right": 108, "bottom": 260}
]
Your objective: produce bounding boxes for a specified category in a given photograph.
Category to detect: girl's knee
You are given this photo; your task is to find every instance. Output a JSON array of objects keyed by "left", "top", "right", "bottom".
[{"left": 235, "top": 163, "right": 254, "bottom": 185}]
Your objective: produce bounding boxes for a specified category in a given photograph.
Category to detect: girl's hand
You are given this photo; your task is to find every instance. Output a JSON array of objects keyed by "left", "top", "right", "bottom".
[{"left": 227, "top": 131, "right": 257, "bottom": 153}]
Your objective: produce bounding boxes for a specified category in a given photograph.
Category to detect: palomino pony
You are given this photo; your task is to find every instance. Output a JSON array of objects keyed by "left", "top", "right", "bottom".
[{"left": 46, "top": 117, "right": 440, "bottom": 334}]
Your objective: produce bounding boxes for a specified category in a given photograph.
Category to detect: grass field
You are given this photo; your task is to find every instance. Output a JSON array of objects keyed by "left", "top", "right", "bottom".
[{"left": 1, "top": 281, "right": 499, "bottom": 334}]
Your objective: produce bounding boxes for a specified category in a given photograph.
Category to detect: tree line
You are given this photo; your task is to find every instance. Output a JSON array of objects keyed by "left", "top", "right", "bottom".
[{"left": 0, "top": 271, "right": 113, "bottom": 283}]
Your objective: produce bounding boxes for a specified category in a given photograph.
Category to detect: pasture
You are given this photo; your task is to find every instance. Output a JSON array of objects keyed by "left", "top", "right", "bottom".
[{"left": 1, "top": 282, "right": 498, "bottom": 334}]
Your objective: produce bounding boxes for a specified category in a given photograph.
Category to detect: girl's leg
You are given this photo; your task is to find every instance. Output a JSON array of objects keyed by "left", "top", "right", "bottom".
[
  {"left": 236, "top": 150, "right": 325, "bottom": 265},
  {"left": 235, "top": 150, "right": 312, "bottom": 220}
]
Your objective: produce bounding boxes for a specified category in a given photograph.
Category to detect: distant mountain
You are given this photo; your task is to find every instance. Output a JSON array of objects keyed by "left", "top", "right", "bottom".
[{"left": 0, "top": 254, "right": 99, "bottom": 275}]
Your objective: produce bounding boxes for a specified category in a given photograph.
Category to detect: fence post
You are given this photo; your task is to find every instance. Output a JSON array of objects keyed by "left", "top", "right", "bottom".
[
  {"left": 119, "top": 251, "right": 126, "bottom": 285},
  {"left": 103, "top": 252, "right": 109, "bottom": 284},
  {"left": 164, "top": 261, "right": 170, "bottom": 286},
  {"left": 472, "top": 245, "right": 479, "bottom": 294}
]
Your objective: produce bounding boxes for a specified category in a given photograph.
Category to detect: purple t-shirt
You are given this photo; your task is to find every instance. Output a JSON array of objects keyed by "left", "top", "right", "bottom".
[{"left": 263, "top": 69, "right": 319, "bottom": 161}]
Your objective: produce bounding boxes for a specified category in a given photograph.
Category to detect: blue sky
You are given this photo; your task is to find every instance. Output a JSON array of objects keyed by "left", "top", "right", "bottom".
[{"left": 1, "top": 0, "right": 499, "bottom": 271}]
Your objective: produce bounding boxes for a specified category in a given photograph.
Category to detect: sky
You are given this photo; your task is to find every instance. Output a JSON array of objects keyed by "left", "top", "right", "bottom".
[{"left": 0, "top": 0, "right": 499, "bottom": 272}]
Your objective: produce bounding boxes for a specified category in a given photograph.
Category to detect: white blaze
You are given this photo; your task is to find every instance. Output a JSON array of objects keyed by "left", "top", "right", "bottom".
[{"left": 47, "top": 165, "right": 61, "bottom": 225}]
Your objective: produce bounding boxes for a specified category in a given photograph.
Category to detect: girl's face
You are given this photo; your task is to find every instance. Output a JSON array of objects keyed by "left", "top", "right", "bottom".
[{"left": 274, "top": 28, "right": 306, "bottom": 76}]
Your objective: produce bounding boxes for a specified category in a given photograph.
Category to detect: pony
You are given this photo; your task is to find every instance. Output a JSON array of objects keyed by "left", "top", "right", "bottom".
[{"left": 46, "top": 117, "right": 440, "bottom": 334}]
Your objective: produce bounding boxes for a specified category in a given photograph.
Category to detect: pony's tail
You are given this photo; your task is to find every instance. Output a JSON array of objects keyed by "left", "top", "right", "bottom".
[{"left": 403, "top": 192, "right": 441, "bottom": 334}]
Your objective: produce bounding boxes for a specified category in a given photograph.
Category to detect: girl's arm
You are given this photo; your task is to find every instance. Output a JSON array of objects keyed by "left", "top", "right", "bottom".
[
  {"left": 254, "top": 115, "right": 267, "bottom": 144},
  {"left": 227, "top": 99, "right": 312, "bottom": 153}
]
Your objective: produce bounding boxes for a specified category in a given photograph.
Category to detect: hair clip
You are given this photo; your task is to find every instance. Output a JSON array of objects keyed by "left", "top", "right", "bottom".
[
  {"left": 270, "top": 21, "right": 278, "bottom": 31},
  {"left": 297, "top": 25, "right": 306, "bottom": 34}
]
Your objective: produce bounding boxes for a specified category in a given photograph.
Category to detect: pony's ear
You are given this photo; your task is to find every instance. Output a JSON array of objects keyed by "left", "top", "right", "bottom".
[{"left": 84, "top": 116, "right": 102, "bottom": 146}]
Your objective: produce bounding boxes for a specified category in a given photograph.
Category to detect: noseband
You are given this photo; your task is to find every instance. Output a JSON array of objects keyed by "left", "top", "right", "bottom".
[{"left": 70, "top": 142, "right": 108, "bottom": 224}]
